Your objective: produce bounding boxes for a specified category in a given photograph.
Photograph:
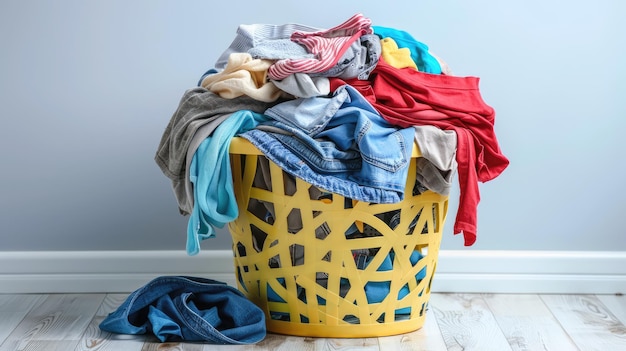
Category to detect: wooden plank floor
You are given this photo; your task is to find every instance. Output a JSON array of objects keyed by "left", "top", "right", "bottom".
[{"left": 0, "top": 293, "right": 624, "bottom": 351}]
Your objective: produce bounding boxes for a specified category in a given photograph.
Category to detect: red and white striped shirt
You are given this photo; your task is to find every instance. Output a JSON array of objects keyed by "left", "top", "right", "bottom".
[{"left": 268, "top": 13, "right": 373, "bottom": 80}]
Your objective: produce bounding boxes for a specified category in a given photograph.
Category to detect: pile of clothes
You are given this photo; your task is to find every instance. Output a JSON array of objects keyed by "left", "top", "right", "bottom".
[
  {"left": 155, "top": 13, "right": 508, "bottom": 256},
  {"left": 100, "top": 13, "right": 510, "bottom": 345}
]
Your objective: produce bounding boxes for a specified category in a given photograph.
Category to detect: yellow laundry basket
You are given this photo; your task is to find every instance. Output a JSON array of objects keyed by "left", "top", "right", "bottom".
[{"left": 228, "top": 137, "right": 448, "bottom": 338}]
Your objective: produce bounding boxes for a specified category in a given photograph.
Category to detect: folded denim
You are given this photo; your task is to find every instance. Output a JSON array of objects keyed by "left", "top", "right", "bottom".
[{"left": 99, "top": 276, "right": 266, "bottom": 344}]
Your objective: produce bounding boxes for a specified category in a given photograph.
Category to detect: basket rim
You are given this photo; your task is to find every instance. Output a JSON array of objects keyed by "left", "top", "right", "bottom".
[{"left": 229, "top": 136, "right": 422, "bottom": 157}]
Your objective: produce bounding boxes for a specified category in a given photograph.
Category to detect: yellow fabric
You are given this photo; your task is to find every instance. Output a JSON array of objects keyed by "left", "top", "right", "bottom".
[
  {"left": 380, "top": 37, "right": 418, "bottom": 70},
  {"left": 200, "top": 53, "right": 290, "bottom": 102}
]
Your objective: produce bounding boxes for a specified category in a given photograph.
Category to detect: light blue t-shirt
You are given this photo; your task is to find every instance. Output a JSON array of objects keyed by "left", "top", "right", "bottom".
[{"left": 187, "top": 110, "right": 269, "bottom": 255}]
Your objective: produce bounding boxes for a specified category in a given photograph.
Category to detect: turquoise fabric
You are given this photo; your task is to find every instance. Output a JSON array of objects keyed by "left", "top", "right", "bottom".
[
  {"left": 372, "top": 25, "right": 442, "bottom": 74},
  {"left": 187, "top": 110, "right": 269, "bottom": 255}
]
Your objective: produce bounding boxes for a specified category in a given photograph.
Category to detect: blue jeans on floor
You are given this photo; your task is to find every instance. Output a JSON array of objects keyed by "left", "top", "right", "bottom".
[{"left": 99, "top": 276, "right": 266, "bottom": 344}]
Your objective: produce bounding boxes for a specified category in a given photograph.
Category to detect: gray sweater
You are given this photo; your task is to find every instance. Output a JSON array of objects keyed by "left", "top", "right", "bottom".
[{"left": 155, "top": 87, "right": 277, "bottom": 214}]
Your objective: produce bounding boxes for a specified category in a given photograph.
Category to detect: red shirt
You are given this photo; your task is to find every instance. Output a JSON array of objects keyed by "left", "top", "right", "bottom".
[{"left": 330, "top": 58, "right": 509, "bottom": 245}]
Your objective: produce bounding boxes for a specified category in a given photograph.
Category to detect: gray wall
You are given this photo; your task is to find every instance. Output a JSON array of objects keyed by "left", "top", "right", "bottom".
[{"left": 1, "top": 1, "right": 624, "bottom": 252}]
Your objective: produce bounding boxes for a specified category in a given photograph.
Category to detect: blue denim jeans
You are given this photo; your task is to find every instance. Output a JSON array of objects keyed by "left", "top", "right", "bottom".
[
  {"left": 99, "top": 276, "right": 266, "bottom": 344},
  {"left": 241, "top": 84, "right": 415, "bottom": 203}
]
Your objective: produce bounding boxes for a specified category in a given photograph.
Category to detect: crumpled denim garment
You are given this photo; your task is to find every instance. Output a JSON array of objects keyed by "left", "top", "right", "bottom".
[
  {"left": 99, "top": 276, "right": 266, "bottom": 345},
  {"left": 241, "top": 84, "right": 415, "bottom": 203}
]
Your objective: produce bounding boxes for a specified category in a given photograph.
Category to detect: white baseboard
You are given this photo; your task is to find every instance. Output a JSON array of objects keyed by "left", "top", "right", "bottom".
[{"left": 0, "top": 250, "right": 624, "bottom": 294}]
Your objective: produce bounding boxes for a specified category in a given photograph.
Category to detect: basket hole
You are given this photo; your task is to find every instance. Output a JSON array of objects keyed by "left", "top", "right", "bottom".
[
  {"left": 411, "top": 208, "right": 424, "bottom": 234},
  {"left": 282, "top": 171, "right": 297, "bottom": 196},
  {"left": 246, "top": 199, "right": 274, "bottom": 224},
  {"left": 430, "top": 204, "right": 439, "bottom": 232},
  {"left": 410, "top": 250, "right": 428, "bottom": 280},
  {"left": 287, "top": 208, "right": 302, "bottom": 234},
  {"left": 315, "top": 222, "right": 331, "bottom": 240},
  {"left": 353, "top": 248, "right": 388, "bottom": 274},
  {"left": 346, "top": 223, "right": 383, "bottom": 239},
  {"left": 365, "top": 280, "right": 391, "bottom": 304},
  {"left": 417, "top": 205, "right": 440, "bottom": 235},
  {"left": 352, "top": 249, "right": 371, "bottom": 270},
  {"left": 362, "top": 223, "right": 383, "bottom": 237},
  {"left": 314, "top": 274, "right": 352, "bottom": 300},
  {"left": 377, "top": 251, "right": 393, "bottom": 271},
  {"left": 270, "top": 312, "right": 289, "bottom": 321},
  {"left": 254, "top": 156, "right": 272, "bottom": 191},
  {"left": 236, "top": 266, "right": 247, "bottom": 291},
  {"left": 297, "top": 284, "right": 307, "bottom": 303},
  {"left": 394, "top": 283, "right": 419, "bottom": 318},
  {"left": 342, "top": 315, "right": 360, "bottom": 324},
  {"left": 394, "top": 311, "right": 412, "bottom": 320},
  {"left": 416, "top": 266, "right": 427, "bottom": 282},
  {"left": 269, "top": 254, "right": 281, "bottom": 268},
  {"left": 289, "top": 244, "right": 305, "bottom": 266},
  {"left": 316, "top": 273, "right": 328, "bottom": 288},
  {"left": 267, "top": 278, "right": 287, "bottom": 303},
  {"left": 399, "top": 283, "right": 410, "bottom": 297},
  {"left": 321, "top": 251, "right": 332, "bottom": 262},
  {"left": 314, "top": 191, "right": 333, "bottom": 203},
  {"left": 382, "top": 210, "right": 401, "bottom": 230},
  {"left": 314, "top": 273, "right": 331, "bottom": 303},
  {"left": 386, "top": 209, "right": 426, "bottom": 235},
  {"left": 250, "top": 224, "right": 268, "bottom": 252},
  {"left": 308, "top": 185, "right": 324, "bottom": 200},
  {"left": 235, "top": 242, "right": 246, "bottom": 257},
  {"left": 413, "top": 179, "right": 428, "bottom": 196},
  {"left": 339, "top": 278, "right": 350, "bottom": 298}
]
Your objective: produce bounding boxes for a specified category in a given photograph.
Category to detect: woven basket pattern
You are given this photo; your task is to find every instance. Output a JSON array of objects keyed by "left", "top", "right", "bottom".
[{"left": 228, "top": 146, "right": 447, "bottom": 337}]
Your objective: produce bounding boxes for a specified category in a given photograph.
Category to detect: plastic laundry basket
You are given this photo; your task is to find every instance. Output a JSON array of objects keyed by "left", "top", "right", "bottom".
[{"left": 227, "top": 137, "right": 448, "bottom": 338}]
